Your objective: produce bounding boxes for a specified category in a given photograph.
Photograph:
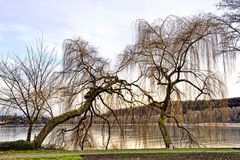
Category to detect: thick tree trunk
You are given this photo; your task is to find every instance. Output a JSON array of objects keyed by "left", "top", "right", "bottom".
[
  {"left": 33, "top": 100, "right": 92, "bottom": 148},
  {"left": 158, "top": 112, "right": 173, "bottom": 148},
  {"left": 157, "top": 84, "right": 174, "bottom": 148},
  {"left": 26, "top": 123, "right": 33, "bottom": 142}
]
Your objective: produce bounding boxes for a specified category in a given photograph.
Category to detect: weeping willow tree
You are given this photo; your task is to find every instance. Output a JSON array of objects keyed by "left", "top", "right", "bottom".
[
  {"left": 119, "top": 14, "right": 232, "bottom": 148},
  {"left": 33, "top": 38, "right": 140, "bottom": 149}
]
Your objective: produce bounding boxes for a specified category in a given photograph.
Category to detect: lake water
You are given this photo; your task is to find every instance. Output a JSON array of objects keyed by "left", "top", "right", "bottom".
[{"left": 1, "top": 123, "right": 240, "bottom": 149}]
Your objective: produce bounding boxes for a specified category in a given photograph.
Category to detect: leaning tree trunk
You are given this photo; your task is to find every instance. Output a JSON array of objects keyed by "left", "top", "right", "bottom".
[
  {"left": 33, "top": 99, "right": 93, "bottom": 148},
  {"left": 158, "top": 111, "right": 173, "bottom": 148}
]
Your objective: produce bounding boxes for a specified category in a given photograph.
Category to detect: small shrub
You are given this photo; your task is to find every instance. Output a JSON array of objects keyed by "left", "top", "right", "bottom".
[{"left": 0, "top": 140, "right": 35, "bottom": 151}]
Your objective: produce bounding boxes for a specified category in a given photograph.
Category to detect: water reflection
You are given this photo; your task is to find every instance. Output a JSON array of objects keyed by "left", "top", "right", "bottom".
[
  {"left": 1, "top": 123, "right": 240, "bottom": 149},
  {"left": 0, "top": 125, "right": 41, "bottom": 142}
]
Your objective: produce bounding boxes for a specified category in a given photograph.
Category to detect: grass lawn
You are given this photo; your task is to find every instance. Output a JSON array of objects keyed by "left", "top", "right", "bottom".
[
  {"left": 4, "top": 155, "right": 83, "bottom": 160},
  {"left": 1, "top": 148, "right": 240, "bottom": 160},
  {"left": 0, "top": 150, "right": 80, "bottom": 156}
]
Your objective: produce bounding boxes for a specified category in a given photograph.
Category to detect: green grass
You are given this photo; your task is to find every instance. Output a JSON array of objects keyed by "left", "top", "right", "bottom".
[
  {"left": 4, "top": 155, "right": 83, "bottom": 160},
  {"left": 1, "top": 147, "right": 240, "bottom": 155},
  {"left": 0, "top": 150, "right": 81, "bottom": 156},
  {"left": 0, "top": 148, "right": 167, "bottom": 156},
  {"left": 1, "top": 148, "right": 240, "bottom": 159}
]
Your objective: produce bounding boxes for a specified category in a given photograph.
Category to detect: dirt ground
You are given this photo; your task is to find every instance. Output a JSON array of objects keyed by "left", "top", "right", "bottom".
[{"left": 82, "top": 153, "right": 240, "bottom": 160}]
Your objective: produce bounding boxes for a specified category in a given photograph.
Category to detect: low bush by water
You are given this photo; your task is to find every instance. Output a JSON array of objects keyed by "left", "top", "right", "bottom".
[{"left": 0, "top": 140, "right": 35, "bottom": 151}]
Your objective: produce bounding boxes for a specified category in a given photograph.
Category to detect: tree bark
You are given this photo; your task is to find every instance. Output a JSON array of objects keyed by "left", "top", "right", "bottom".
[
  {"left": 158, "top": 112, "right": 173, "bottom": 148},
  {"left": 157, "top": 84, "right": 174, "bottom": 148},
  {"left": 26, "top": 123, "right": 33, "bottom": 142},
  {"left": 33, "top": 99, "right": 92, "bottom": 148}
]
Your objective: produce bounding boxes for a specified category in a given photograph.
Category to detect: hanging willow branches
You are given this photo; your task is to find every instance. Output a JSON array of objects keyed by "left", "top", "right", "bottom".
[
  {"left": 33, "top": 38, "right": 145, "bottom": 149},
  {"left": 30, "top": 14, "right": 236, "bottom": 149},
  {"left": 119, "top": 14, "right": 233, "bottom": 148}
]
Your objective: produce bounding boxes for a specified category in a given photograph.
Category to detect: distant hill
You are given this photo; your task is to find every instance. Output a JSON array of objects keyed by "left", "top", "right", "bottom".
[
  {"left": 107, "top": 97, "right": 240, "bottom": 123},
  {"left": 182, "top": 97, "right": 240, "bottom": 113},
  {"left": 112, "top": 97, "right": 240, "bottom": 115}
]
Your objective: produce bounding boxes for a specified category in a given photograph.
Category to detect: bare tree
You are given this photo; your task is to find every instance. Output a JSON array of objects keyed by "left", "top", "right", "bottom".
[
  {"left": 0, "top": 40, "right": 58, "bottom": 141},
  {"left": 119, "top": 14, "right": 231, "bottom": 148}
]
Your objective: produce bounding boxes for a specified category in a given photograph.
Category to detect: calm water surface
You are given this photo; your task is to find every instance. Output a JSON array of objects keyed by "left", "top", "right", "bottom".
[{"left": 1, "top": 123, "right": 240, "bottom": 149}]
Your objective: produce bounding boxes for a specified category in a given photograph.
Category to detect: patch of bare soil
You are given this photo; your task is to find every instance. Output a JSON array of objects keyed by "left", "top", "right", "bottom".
[{"left": 82, "top": 153, "right": 240, "bottom": 160}]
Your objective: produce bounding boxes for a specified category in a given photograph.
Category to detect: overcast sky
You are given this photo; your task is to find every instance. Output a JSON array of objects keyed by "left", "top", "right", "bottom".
[
  {"left": 1, "top": 0, "right": 239, "bottom": 98},
  {"left": 0, "top": 0, "right": 221, "bottom": 59}
]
